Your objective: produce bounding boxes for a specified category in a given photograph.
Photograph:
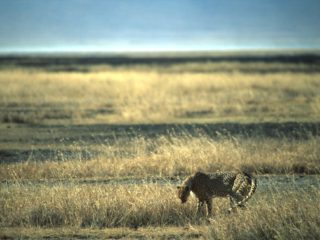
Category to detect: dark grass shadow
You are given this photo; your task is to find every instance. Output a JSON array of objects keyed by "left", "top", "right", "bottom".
[
  {"left": 1, "top": 53, "right": 320, "bottom": 73},
  {"left": 0, "top": 149, "right": 99, "bottom": 164},
  {"left": 57, "top": 121, "right": 320, "bottom": 140}
]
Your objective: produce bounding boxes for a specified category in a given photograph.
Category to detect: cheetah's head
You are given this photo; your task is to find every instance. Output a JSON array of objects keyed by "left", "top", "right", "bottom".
[{"left": 177, "top": 185, "right": 191, "bottom": 204}]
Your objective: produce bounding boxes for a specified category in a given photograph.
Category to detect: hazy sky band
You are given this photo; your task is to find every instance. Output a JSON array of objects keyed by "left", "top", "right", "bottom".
[{"left": 0, "top": 0, "right": 320, "bottom": 52}]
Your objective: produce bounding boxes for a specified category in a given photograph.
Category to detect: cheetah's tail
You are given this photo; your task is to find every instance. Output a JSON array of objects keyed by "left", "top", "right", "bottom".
[{"left": 228, "top": 173, "right": 257, "bottom": 212}]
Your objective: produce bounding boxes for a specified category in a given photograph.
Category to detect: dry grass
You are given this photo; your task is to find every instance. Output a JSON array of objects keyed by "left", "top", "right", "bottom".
[
  {"left": 204, "top": 187, "right": 320, "bottom": 240},
  {"left": 0, "top": 184, "right": 188, "bottom": 228},
  {"left": 1, "top": 67, "right": 319, "bottom": 124},
  {"left": 1, "top": 56, "right": 320, "bottom": 239},
  {"left": 1, "top": 180, "right": 319, "bottom": 239},
  {"left": 0, "top": 226, "right": 205, "bottom": 239},
  {"left": 1, "top": 135, "right": 320, "bottom": 181}
]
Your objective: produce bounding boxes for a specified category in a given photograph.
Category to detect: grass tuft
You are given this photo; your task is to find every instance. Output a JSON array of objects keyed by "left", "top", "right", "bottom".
[{"left": 1, "top": 180, "right": 319, "bottom": 239}]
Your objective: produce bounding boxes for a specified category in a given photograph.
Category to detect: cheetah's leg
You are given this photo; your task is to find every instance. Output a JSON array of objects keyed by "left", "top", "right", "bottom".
[
  {"left": 229, "top": 196, "right": 237, "bottom": 209},
  {"left": 196, "top": 200, "right": 205, "bottom": 217},
  {"left": 228, "top": 192, "right": 246, "bottom": 212},
  {"left": 206, "top": 198, "right": 213, "bottom": 217}
]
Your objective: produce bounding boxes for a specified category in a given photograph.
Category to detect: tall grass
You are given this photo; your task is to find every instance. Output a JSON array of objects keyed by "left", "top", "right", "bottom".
[
  {"left": 204, "top": 187, "right": 320, "bottom": 240},
  {"left": 1, "top": 58, "right": 320, "bottom": 239},
  {"left": 1, "top": 180, "right": 319, "bottom": 239},
  {"left": 1, "top": 68, "right": 319, "bottom": 124},
  {"left": 0, "top": 184, "right": 190, "bottom": 228},
  {"left": 1, "top": 135, "right": 320, "bottom": 181}
]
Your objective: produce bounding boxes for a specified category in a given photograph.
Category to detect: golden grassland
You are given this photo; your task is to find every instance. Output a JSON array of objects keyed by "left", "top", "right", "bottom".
[
  {"left": 1, "top": 56, "right": 320, "bottom": 239},
  {"left": 1, "top": 135, "right": 320, "bottom": 181},
  {"left": 1, "top": 180, "right": 319, "bottom": 239},
  {"left": 1, "top": 64, "right": 320, "bottom": 124},
  {"left": 0, "top": 227, "right": 206, "bottom": 239}
]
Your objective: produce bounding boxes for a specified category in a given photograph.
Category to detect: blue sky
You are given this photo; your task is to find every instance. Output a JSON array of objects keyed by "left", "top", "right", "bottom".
[{"left": 0, "top": 0, "right": 320, "bottom": 52}]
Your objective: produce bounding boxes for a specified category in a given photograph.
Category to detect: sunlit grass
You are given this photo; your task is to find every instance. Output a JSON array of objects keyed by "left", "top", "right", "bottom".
[
  {"left": 203, "top": 187, "right": 320, "bottom": 240},
  {"left": 1, "top": 67, "right": 319, "bottom": 124},
  {"left": 1, "top": 180, "right": 319, "bottom": 239},
  {"left": 1, "top": 135, "right": 319, "bottom": 181},
  {"left": 1, "top": 57, "right": 320, "bottom": 239}
]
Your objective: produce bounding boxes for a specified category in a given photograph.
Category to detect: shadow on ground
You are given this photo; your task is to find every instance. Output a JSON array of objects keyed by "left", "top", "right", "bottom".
[{"left": 1, "top": 121, "right": 319, "bottom": 164}]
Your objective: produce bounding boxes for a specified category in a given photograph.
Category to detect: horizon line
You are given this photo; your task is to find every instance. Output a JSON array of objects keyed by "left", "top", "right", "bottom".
[{"left": 1, "top": 48, "right": 320, "bottom": 56}]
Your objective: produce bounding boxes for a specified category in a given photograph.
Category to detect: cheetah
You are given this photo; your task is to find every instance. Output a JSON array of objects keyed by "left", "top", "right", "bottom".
[{"left": 177, "top": 171, "right": 257, "bottom": 217}]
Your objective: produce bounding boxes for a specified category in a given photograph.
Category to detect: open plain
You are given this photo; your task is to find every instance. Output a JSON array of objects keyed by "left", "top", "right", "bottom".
[{"left": 1, "top": 52, "right": 320, "bottom": 239}]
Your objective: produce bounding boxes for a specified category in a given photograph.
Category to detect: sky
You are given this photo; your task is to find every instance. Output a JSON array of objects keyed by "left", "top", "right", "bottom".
[{"left": 0, "top": 0, "right": 320, "bottom": 53}]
